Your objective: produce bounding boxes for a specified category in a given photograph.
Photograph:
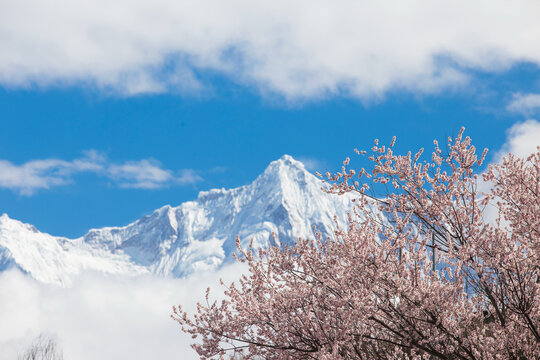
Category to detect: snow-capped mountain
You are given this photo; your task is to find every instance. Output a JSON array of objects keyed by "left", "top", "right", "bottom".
[{"left": 0, "top": 155, "right": 355, "bottom": 286}]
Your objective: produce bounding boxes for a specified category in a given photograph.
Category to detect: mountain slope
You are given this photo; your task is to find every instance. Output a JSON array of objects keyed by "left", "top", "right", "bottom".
[
  {"left": 0, "top": 214, "right": 148, "bottom": 285},
  {"left": 0, "top": 155, "right": 355, "bottom": 285}
]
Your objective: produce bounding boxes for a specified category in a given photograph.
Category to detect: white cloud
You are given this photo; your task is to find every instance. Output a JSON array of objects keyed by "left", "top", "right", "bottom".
[
  {"left": 493, "top": 119, "right": 540, "bottom": 162},
  {"left": 0, "top": 264, "right": 247, "bottom": 360},
  {"left": 0, "top": 152, "right": 202, "bottom": 195},
  {"left": 176, "top": 169, "right": 204, "bottom": 186},
  {"left": 108, "top": 160, "right": 173, "bottom": 189},
  {"left": 0, "top": 153, "right": 105, "bottom": 195},
  {"left": 2, "top": 0, "right": 540, "bottom": 100},
  {"left": 507, "top": 93, "right": 540, "bottom": 115}
]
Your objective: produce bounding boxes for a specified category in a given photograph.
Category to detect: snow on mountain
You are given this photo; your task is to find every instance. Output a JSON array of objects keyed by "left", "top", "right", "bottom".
[
  {"left": 0, "top": 214, "right": 148, "bottom": 286},
  {"left": 0, "top": 155, "right": 355, "bottom": 286}
]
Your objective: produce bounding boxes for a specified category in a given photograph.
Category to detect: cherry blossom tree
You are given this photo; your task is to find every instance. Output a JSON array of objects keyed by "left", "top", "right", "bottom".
[{"left": 173, "top": 129, "right": 540, "bottom": 359}]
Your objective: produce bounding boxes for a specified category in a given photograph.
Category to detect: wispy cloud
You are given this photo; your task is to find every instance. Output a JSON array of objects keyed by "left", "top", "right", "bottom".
[
  {"left": 2, "top": 1, "right": 540, "bottom": 100},
  {"left": 175, "top": 169, "right": 204, "bottom": 186},
  {"left": 0, "top": 152, "right": 202, "bottom": 195},
  {"left": 296, "top": 157, "right": 326, "bottom": 172},
  {"left": 507, "top": 93, "right": 540, "bottom": 116},
  {"left": 108, "top": 161, "right": 203, "bottom": 189},
  {"left": 108, "top": 160, "right": 173, "bottom": 189},
  {"left": 0, "top": 152, "right": 105, "bottom": 195}
]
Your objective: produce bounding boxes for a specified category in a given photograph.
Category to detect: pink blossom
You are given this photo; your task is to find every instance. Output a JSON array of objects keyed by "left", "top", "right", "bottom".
[{"left": 173, "top": 130, "right": 540, "bottom": 359}]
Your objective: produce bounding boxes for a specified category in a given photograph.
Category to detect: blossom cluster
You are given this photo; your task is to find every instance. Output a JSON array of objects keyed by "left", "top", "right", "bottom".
[{"left": 173, "top": 130, "right": 540, "bottom": 359}]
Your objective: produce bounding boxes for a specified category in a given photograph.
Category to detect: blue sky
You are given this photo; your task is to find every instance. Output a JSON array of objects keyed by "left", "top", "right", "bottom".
[{"left": 1, "top": 1, "right": 540, "bottom": 237}]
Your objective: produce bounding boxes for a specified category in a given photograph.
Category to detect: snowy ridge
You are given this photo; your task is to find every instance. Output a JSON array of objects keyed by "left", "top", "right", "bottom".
[
  {"left": 0, "top": 214, "right": 148, "bottom": 286},
  {"left": 0, "top": 155, "right": 355, "bottom": 286}
]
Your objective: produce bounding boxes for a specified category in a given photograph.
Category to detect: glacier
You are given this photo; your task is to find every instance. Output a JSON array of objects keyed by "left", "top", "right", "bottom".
[{"left": 0, "top": 155, "right": 355, "bottom": 286}]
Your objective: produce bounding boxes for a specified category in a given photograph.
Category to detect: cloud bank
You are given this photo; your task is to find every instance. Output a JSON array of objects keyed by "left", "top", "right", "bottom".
[
  {"left": 0, "top": 151, "right": 201, "bottom": 195},
  {"left": 0, "top": 263, "right": 247, "bottom": 360},
  {"left": 2, "top": 0, "right": 540, "bottom": 99}
]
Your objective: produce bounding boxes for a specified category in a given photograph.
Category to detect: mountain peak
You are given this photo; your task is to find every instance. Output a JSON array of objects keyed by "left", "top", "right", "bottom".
[
  {"left": 0, "top": 154, "right": 355, "bottom": 286},
  {"left": 272, "top": 154, "right": 305, "bottom": 169},
  {"left": 260, "top": 155, "right": 308, "bottom": 182},
  {"left": 0, "top": 213, "right": 39, "bottom": 233},
  {"left": 279, "top": 154, "right": 300, "bottom": 163}
]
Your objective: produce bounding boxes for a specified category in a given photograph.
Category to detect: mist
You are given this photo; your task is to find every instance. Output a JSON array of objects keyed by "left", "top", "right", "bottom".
[{"left": 0, "top": 263, "right": 247, "bottom": 359}]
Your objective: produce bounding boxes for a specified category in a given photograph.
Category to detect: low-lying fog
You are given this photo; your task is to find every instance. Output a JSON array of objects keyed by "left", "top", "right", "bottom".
[{"left": 0, "top": 263, "right": 247, "bottom": 359}]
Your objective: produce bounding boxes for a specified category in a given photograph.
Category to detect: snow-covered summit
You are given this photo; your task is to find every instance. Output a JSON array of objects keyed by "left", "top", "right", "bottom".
[{"left": 0, "top": 156, "right": 354, "bottom": 286}]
